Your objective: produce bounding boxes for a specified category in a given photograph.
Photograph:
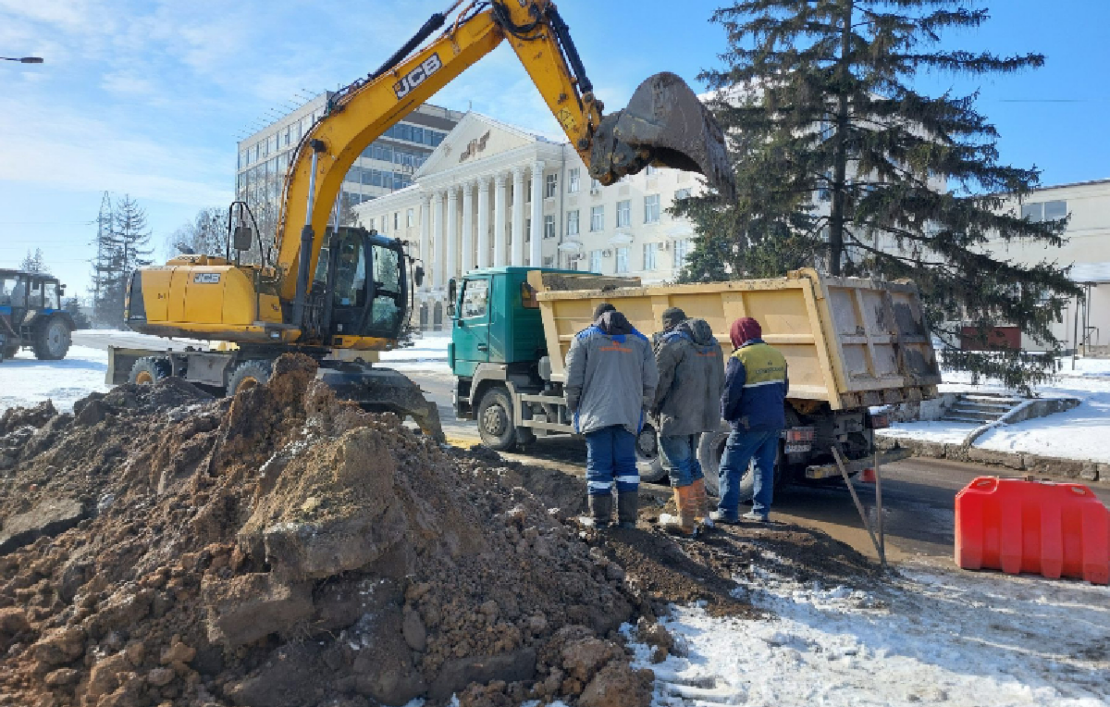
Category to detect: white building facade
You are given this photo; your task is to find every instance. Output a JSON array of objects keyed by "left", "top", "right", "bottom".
[{"left": 354, "top": 113, "right": 703, "bottom": 329}]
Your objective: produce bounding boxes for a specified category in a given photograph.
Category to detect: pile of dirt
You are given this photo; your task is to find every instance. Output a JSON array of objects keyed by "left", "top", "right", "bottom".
[{"left": 0, "top": 355, "right": 651, "bottom": 707}]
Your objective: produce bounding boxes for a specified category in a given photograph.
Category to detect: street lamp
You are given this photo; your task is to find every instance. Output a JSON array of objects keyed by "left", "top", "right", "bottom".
[{"left": 1, "top": 57, "right": 44, "bottom": 64}]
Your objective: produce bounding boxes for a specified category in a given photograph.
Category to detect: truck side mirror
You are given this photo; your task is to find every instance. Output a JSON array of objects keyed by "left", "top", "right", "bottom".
[
  {"left": 447, "top": 278, "right": 457, "bottom": 318},
  {"left": 414, "top": 264, "right": 425, "bottom": 288},
  {"left": 233, "top": 225, "right": 254, "bottom": 252}
]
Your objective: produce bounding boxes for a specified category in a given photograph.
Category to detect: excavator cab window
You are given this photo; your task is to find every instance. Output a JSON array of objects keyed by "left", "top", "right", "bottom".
[{"left": 320, "top": 229, "right": 407, "bottom": 341}]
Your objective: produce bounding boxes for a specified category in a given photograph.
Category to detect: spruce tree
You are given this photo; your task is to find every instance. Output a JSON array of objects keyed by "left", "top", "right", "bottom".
[{"left": 675, "top": 0, "right": 1081, "bottom": 389}]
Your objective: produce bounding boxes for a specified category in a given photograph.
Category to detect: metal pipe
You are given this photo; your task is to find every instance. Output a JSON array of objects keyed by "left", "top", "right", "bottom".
[
  {"left": 370, "top": 12, "right": 448, "bottom": 80},
  {"left": 832, "top": 447, "right": 886, "bottom": 572}
]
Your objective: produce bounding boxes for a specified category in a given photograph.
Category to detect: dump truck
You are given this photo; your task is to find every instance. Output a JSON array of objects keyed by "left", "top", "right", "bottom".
[{"left": 449, "top": 267, "right": 941, "bottom": 497}]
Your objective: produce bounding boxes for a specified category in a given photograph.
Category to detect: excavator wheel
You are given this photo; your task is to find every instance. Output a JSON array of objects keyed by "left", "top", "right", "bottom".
[
  {"left": 227, "top": 360, "right": 273, "bottom": 396},
  {"left": 589, "top": 72, "right": 735, "bottom": 198},
  {"left": 130, "top": 357, "right": 171, "bottom": 385}
]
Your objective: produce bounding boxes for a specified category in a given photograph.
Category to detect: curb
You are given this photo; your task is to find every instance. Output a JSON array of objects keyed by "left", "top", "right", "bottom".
[{"left": 875, "top": 435, "right": 1104, "bottom": 484}]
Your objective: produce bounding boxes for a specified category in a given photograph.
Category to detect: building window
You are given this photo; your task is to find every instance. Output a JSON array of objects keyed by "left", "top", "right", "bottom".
[
  {"left": 646, "top": 165, "right": 657, "bottom": 176},
  {"left": 394, "top": 212, "right": 399, "bottom": 230},
  {"left": 616, "top": 247, "right": 629, "bottom": 274},
  {"left": 590, "top": 206, "right": 604, "bottom": 232},
  {"left": 368, "top": 217, "right": 376, "bottom": 231},
  {"left": 544, "top": 215, "right": 556, "bottom": 239},
  {"left": 543, "top": 256, "right": 555, "bottom": 267},
  {"left": 545, "top": 173, "right": 558, "bottom": 198},
  {"left": 591, "top": 178, "right": 602, "bottom": 193},
  {"left": 568, "top": 168, "right": 580, "bottom": 193},
  {"left": 644, "top": 194, "right": 661, "bottom": 224},
  {"left": 590, "top": 249, "right": 603, "bottom": 273},
  {"left": 643, "top": 242, "right": 659, "bottom": 271},
  {"left": 674, "top": 239, "right": 692, "bottom": 270},
  {"left": 616, "top": 200, "right": 631, "bottom": 228},
  {"left": 1022, "top": 200, "right": 1067, "bottom": 222},
  {"left": 567, "top": 210, "right": 580, "bottom": 236},
  {"left": 406, "top": 208, "right": 415, "bottom": 227}
]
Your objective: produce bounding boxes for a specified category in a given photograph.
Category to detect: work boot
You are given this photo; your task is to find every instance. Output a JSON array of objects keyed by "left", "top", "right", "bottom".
[
  {"left": 616, "top": 491, "right": 638, "bottom": 529},
  {"left": 710, "top": 509, "right": 739, "bottom": 525},
  {"left": 690, "top": 478, "right": 713, "bottom": 530},
  {"left": 662, "top": 486, "right": 697, "bottom": 537},
  {"left": 588, "top": 494, "right": 613, "bottom": 529}
]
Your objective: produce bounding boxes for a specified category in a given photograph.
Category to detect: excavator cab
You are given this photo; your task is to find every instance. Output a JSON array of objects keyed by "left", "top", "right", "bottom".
[{"left": 312, "top": 227, "right": 408, "bottom": 344}]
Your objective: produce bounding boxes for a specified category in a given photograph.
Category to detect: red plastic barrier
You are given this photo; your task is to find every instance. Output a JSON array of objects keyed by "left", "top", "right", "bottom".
[{"left": 955, "top": 477, "right": 1110, "bottom": 585}]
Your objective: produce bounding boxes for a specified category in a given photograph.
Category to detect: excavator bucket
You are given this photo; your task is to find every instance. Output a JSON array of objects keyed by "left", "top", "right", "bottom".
[
  {"left": 317, "top": 365, "right": 446, "bottom": 443},
  {"left": 589, "top": 72, "right": 735, "bottom": 198}
]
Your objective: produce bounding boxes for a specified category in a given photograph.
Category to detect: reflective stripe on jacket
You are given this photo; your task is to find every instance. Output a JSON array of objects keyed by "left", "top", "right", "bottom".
[{"left": 721, "top": 339, "right": 789, "bottom": 431}]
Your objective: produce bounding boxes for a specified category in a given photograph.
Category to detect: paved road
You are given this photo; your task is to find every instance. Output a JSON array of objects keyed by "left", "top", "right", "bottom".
[{"left": 405, "top": 367, "right": 1110, "bottom": 563}]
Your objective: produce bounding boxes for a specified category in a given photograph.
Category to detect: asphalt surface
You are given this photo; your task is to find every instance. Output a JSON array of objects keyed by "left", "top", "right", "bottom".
[{"left": 73, "top": 330, "right": 1110, "bottom": 564}]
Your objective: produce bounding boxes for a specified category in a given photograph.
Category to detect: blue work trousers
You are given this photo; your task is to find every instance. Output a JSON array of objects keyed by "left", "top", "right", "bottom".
[
  {"left": 718, "top": 428, "right": 779, "bottom": 519},
  {"left": 585, "top": 425, "right": 638, "bottom": 496},
  {"left": 659, "top": 434, "right": 704, "bottom": 488}
]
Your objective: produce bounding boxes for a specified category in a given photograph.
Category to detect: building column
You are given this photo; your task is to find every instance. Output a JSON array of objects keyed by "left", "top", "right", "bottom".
[
  {"left": 530, "top": 160, "right": 545, "bottom": 266},
  {"left": 461, "top": 182, "right": 474, "bottom": 274},
  {"left": 419, "top": 197, "right": 430, "bottom": 291},
  {"left": 494, "top": 173, "right": 508, "bottom": 267},
  {"left": 511, "top": 165, "right": 526, "bottom": 267},
  {"left": 431, "top": 191, "right": 444, "bottom": 289},
  {"left": 446, "top": 187, "right": 459, "bottom": 284},
  {"left": 477, "top": 178, "right": 491, "bottom": 269}
]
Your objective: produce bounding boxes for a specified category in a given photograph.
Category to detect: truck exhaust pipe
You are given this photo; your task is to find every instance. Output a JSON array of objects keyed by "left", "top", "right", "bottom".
[{"left": 589, "top": 72, "right": 735, "bottom": 198}]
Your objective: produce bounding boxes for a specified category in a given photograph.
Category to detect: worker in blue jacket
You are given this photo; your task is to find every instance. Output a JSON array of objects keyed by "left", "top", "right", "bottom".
[{"left": 713, "top": 317, "right": 789, "bottom": 523}]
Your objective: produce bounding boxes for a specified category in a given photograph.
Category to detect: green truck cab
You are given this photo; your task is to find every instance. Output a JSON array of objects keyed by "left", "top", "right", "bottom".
[{"left": 449, "top": 266, "right": 664, "bottom": 477}]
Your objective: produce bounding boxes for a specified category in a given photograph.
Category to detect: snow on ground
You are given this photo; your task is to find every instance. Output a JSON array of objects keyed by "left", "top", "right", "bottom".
[
  {"left": 0, "top": 346, "right": 111, "bottom": 414},
  {"left": 629, "top": 557, "right": 1110, "bottom": 707},
  {"left": 879, "top": 359, "right": 1110, "bottom": 464},
  {"left": 380, "top": 333, "right": 452, "bottom": 375}
]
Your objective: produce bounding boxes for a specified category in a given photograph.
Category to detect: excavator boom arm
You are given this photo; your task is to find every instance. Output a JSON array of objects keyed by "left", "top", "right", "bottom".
[{"left": 275, "top": 0, "right": 732, "bottom": 305}]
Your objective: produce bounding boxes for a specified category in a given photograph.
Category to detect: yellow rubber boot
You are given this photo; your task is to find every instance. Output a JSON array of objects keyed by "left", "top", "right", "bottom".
[
  {"left": 689, "top": 478, "right": 714, "bottom": 529},
  {"left": 664, "top": 486, "right": 698, "bottom": 537}
]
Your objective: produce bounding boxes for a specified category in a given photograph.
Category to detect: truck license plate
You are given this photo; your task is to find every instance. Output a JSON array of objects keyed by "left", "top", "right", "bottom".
[{"left": 785, "top": 444, "right": 810, "bottom": 454}]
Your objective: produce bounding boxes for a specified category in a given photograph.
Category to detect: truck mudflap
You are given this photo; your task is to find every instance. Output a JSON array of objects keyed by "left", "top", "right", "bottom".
[
  {"left": 804, "top": 446, "right": 912, "bottom": 480},
  {"left": 316, "top": 365, "right": 445, "bottom": 443}
]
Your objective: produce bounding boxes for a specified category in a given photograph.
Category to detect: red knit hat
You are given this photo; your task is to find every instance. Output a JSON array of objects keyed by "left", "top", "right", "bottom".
[{"left": 730, "top": 317, "right": 762, "bottom": 348}]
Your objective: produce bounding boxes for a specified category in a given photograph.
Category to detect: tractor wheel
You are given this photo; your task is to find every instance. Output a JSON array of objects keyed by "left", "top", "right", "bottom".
[
  {"left": 129, "top": 357, "right": 171, "bottom": 385},
  {"left": 226, "top": 360, "right": 273, "bottom": 397},
  {"left": 33, "top": 317, "right": 71, "bottom": 360}
]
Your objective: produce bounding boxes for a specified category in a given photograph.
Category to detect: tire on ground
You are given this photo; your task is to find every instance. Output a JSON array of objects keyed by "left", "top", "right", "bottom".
[
  {"left": 32, "top": 316, "right": 71, "bottom": 361},
  {"left": 226, "top": 360, "right": 273, "bottom": 397},
  {"left": 476, "top": 385, "right": 517, "bottom": 450},
  {"left": 635, "top": 423, "right": 668, "bottom": 483},
  {"left": 697, "top": 421, "right": 783, "bottom": 499},
  {"left": 129, "top": 357, "right": 172, "bottom": 385}
]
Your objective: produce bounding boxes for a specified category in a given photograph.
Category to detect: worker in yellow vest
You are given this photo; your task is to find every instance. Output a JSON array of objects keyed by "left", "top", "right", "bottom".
[{"left": 713, "top": 317, "right": 789, "bottom": 523}]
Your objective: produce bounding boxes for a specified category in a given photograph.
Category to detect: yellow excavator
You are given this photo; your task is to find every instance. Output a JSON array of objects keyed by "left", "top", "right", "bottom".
[{"left": 110, "top": 0, "right": 734, "bottom": 441}]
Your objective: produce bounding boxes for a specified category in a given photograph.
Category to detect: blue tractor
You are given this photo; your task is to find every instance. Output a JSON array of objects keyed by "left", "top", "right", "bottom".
[{"left": 0, "top": 269, "right": 74, "bottom": 362}]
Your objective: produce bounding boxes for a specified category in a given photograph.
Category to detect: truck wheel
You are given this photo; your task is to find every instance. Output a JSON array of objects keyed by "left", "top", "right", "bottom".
[
  {"left": 227, "top": 360, "right": 272, "bottom": 396},
  {"left": 130, "top": 357, "right": 171, "bottom": 385},
  {"left": 698, "top": 422, "right": 783, "bottom": 498},
  {"left": 476, "top": 386, "right": 517, "bottom": 451},
  {"left": 32, "top": 317, "right": 71, "bottom": 360},
  {"left": 635, "top": 423, "right": 668, "bottom": 483}
]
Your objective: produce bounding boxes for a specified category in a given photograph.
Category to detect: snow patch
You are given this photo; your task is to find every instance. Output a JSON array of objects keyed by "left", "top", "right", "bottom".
[
  {"left": 0, "top": 345, "right": 111, "bottom": 413},
  {"left": 627, "top": 560, "right": 1110, "bottom": 707}
]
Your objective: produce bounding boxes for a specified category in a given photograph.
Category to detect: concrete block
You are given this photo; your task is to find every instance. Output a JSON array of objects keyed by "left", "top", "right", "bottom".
[
  {"left": 0, "top": 498, "right": 86, "bottom": 555},
  {"left": 967, "top": 448, "right": 1024, "bottom": 470}
]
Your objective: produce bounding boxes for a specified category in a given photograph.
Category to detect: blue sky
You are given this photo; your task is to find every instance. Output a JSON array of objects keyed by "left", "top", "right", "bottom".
[{"left": 1, "top": 0, "right": 1107, "bottom": 295}]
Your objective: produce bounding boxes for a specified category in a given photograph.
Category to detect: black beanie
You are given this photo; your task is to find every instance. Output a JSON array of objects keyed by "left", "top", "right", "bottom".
[{"left": 593, "top": 302, "right": 616, "bottom": 321}]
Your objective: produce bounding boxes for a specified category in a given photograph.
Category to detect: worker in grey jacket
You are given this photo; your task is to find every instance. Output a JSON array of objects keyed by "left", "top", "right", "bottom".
[
  {"left": 652, "top": 311, "right": 724, "bottom": 536},
  {"left": 565, "top": 304, "right": 659, "bottom": 528}
]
